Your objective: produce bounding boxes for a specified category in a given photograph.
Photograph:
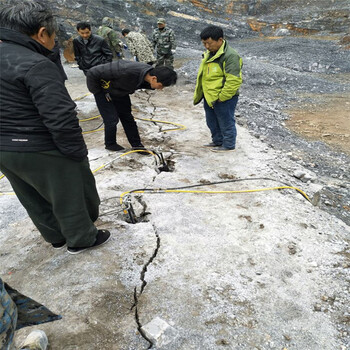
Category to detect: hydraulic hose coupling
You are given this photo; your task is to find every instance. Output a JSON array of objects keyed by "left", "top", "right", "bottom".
[
  {"left": 158, "top": 153, "right": 170, "bottom": 172},
  {"left": 122, "top": 193, "right": 137, "bottom": 224}
]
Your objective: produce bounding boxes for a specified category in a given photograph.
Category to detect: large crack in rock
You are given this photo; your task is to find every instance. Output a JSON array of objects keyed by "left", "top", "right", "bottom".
[{"left": 132, "top": 223, "right": 161, "bottom": 349}]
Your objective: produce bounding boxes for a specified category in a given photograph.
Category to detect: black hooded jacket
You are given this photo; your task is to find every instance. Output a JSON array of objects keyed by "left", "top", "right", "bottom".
[
  {"left": 86, "top": 60, "right": 153, "bottom": 96},
  {"left": 0, "top": 28, "right": 87, "bottom": 161}
]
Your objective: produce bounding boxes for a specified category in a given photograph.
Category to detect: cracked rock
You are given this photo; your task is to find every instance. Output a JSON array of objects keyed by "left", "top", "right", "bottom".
[{"left": 141, "top": 317, "right": 178, "bottom": 348}]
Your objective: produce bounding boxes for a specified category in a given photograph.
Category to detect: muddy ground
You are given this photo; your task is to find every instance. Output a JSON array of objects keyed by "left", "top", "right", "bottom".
[{"left": 0, "top": 35, "right": 349, "bottom": 350}]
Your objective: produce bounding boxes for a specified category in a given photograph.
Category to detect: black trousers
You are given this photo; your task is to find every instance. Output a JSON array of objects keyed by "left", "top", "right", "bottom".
[
  {"left": 0, "top": 150, "right": 99, "bottom": 247},
  {"left": 94, "top": 91, "right": 143, "bottom": 147}
]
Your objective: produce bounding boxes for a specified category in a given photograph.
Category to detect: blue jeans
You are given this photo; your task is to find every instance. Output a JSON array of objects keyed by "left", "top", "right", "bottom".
[{"left": 204, "top": 96, "right": 238, "bottom": 149}]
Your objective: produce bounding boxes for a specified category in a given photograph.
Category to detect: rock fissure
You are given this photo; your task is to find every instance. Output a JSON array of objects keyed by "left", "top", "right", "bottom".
[
  {"left": 132, "top": 224, "right": 161, "bottom": 349},
  {"left": 145, "top": 90, "right": 170, "bottom": 134}
]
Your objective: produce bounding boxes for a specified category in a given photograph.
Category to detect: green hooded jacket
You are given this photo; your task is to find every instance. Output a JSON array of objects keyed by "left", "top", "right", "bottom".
[{"left": 193, "top": 40, "right": 243, "bottom": 108}]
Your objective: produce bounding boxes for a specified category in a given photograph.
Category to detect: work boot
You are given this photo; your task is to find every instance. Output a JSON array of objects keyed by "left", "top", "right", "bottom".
[
  {"left": 51, "top": 241, "right": 66, "bottom": 249},
  {"left": 211, "top": 146, "right": 236, "bottom": 152},
  {"left": 20, "top": 330, "right": 48, "bottom": 350},
  {"left": 203, "top": 142, "right": 222, "bottom": 147},
  {"left": 105, "top": 143, "right": 125, "bottom": 151},
  {"left": 67, "top": 229, "right": 111, "bottom": 255},
  {"left": 131, "top": 146, "right": 151, "bottom": 156}
]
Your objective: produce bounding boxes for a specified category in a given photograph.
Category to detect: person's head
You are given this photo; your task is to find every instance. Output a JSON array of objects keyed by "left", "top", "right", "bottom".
[
  {"left": 157, "top": 18, "right": 166, "bottom": 30},
  {"left": 102, "top": 17, "right": 113, "bottom": 28},
  {"left": 0, "top": 1, "right": 57, "bottom": 50},
  {"left": 146, "top": 66, "right": 177, "bottom": 90},
  {"left": 76, "top": 22, "right": 92, "bottom": 40},
  {"left": 200, "top": 25, "right": 224, "bottom": 53},
  {"left": 121, "top": 28, "right": 130, "bottom": 37}
]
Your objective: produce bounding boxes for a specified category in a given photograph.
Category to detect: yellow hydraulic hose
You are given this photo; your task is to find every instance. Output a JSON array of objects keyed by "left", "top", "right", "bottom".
[
  {"left": 73, "top": 92, "right": 91, "bottom": 101},
  {"left": 134, "top": 117, "right": 186, "bottom": 132},
  {"left": 79, "top": 115, "right": 186, "bottom": 133},
  {"left": 92, "top": 149, "right": 158, "bottom": 174},
  {"left": 120, "top": 185, "right": 311, "bottom": 214},
  {"left": 74, "top": 93, "right": 186, "bottom": 132},
  {"left": 80, "top": 115, "right": 101, "bottom": 122},
  {"left": 82, "top": 127, "right": 104, "bottom": 134}
]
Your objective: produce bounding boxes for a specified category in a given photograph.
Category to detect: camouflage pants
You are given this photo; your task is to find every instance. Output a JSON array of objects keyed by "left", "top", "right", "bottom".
[
  {"left": 0, "top": 279, "right": 17, "bottom": 350},
  {"left": 155, "top": 52, "right": 174, "bottom": 68}
]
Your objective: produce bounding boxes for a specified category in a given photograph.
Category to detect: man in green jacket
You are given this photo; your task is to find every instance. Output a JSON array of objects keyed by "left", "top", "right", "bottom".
[
  {"left": 97, "top": 17, "right": 124, "bottom": 59},
  {"left": 193, "top": 25, "right": 243, "bottom": 152}
]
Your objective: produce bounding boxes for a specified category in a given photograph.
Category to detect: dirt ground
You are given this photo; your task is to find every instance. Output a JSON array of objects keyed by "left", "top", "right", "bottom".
[{"left": 286, "top": 92, "right": 350, "bottom": 155}]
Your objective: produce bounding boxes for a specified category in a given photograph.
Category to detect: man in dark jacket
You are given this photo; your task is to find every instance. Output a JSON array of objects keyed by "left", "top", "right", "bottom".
[
  {"left": 0, "top": 1, "right": 111, "bottom": 255},
  {"left": 73, "top": 22, "right": 113, "bottom": 75},
  {"left": 86, "top": 60, "right": 177, "bottom": 152}
]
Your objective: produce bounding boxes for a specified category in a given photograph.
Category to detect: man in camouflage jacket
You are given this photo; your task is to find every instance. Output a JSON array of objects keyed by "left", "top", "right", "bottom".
[
  {"left": 122, "top": 29, "right": 155, "bottom": 65},
  {"left": 97, "top": 17, "right": 124, "bottom": 59},
  {"left": 152, "top": 18, "right": 176, "bottom": 68}
]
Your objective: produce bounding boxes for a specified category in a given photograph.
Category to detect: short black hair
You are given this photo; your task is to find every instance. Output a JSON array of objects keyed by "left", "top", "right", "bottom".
[
  {"left": 149, "top": 67, "right": 177, "bottom": 87},
  {"left": 121, "top": 28, "right": 130, "bottom": 36},
  {"left": 200, "top": 25, "right": 224, "bottom": 41},
  {"left": 76, "top": 22, "right": 91, "bottom": 31},
  {"left": 0, "top": 1, "right": 57, "bottom": 36}
]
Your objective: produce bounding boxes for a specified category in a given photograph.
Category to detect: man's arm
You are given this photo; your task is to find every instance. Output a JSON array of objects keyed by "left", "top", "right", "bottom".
[
  {"left": 152, "top": 30, "right": 157, "bottom": 49},
  {"left": 218, "top": 53, "right": 242, "bottom": 102},
  {"left": 25, "top": 60, "right": 87, "bottom": 161},
  {"left": 73, "top": 38, "right": 82, "bottom": 69},
  {"left": 108, "top": 30, "right": 123, "bottom": 56},
  {"left": 169, "top": 29, "right": 176, "bottom": 50},
  {"left": 86, "top": 65, "right": 105, "bottom": 94},
  {"left": 144, "top": 35, "right": 153, "bottom": 51},
  {"left": 101, "top": 39, "right": 113, "bottom": 63}
]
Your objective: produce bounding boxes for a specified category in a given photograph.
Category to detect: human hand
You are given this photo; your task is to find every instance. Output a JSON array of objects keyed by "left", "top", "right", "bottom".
[{"left": 105, "top": 93, "right": 112, "bottom": 102}]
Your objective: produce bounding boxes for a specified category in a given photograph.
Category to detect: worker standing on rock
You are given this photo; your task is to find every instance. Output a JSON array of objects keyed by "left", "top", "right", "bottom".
[
  {"left": 194, "top": 25, "right": 243, "bottom": 152},
  {"left": 0, "top": 1, "right": 111, "bottom": 255},
  {"left": 97, "top": 17, "right": 125, "bottom": 59},
  {"left": 152, "top": 18, "right": 176, "bottom": 68},
  {"left": 73, "top": 22, "right": 113, "bottom": 75},
  {"left": 86, "top": 60, "right": 177, "bottom": 152},
  {"left": 122, "top": 28, "right": 155, "bottom": 65}
]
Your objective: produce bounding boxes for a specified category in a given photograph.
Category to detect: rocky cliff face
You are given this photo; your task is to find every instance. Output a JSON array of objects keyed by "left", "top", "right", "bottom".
[
  {"left": 3, "top": 0, "right": 347, "bottom": 45},
  {"left": 1, "top": 0, "right": 349, "bottom": 46}
]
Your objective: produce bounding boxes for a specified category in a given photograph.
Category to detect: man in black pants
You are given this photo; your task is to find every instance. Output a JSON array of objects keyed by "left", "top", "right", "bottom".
[
  {"left": 86, "top": 60, "right": 177, "bottom": 152},
  {"left": 0, "top": 2, "right": 110, "bottom": 255}
]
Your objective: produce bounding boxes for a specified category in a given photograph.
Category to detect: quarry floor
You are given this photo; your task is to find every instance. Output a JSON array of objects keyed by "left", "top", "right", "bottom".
[{"left": 0, "top": 37, "right": 349, "bottom": 350}]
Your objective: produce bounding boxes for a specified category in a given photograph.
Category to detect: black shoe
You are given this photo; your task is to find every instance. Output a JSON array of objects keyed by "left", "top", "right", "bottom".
[
  {"left": 105, "top": 144, "right": 125, "bottom": 151},
  {"left": 131, "top": 146, "right": 151, "bottom": 156},
  {"left": 67, "top": 229, "right": 111, "bottom": 255},
  {"left": 211, "top": 146, "right": 236, "bottom": 153},
  {"left": 51, "top": 241, "right": 66, "bottom": 249},
  {"left": 203, "top": 142, "right": 222, "bottom": 147}
]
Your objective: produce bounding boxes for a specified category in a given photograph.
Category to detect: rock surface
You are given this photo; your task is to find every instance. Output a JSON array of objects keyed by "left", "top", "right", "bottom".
[
  {"left": 0, "top": 1, "right": 350, "bottom": 349},
  {"left": 1, "top": 56, "right": 349, "bottom": 348}
]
